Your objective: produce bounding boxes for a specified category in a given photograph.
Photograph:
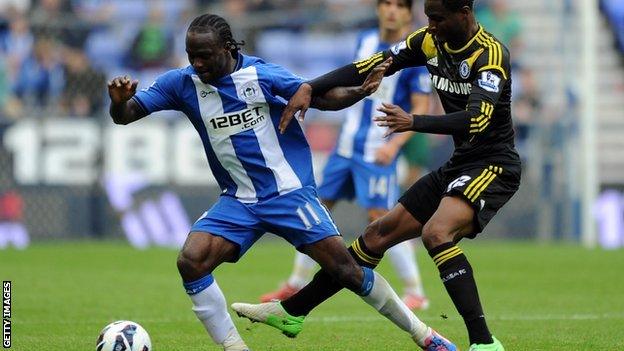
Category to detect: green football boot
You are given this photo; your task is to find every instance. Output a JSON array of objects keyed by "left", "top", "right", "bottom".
[
  {"left": 468, "top": 336, "right": 505, "bottom": 351},
  {"left": 231, "top": 301, "right": 305, "bottom": 338}
]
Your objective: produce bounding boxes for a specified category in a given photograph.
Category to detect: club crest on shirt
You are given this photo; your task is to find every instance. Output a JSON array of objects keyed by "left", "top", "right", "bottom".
[
  {"left": 240, "top": 81, "right": 260, "bottom": 102},
  {"left": 459, "top": 60, "right": 471, "bottom": 79}
]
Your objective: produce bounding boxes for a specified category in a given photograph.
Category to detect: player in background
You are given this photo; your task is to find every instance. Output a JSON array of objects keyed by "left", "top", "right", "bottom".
[
  {"left": 259, "top": 0, "right": 431, "bottom": 311},
  {"left": 108, "top": 13, "right": 456, "bottom": 351},
  {"left": 234, "top": 1, "right": 520, "bottom": 350}
]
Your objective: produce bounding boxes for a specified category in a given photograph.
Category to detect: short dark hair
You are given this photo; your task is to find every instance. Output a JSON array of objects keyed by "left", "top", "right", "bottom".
[
  {"left": 377, "top": 0, "right": 414, "bottom": 10},
  {"left": 187, "top": 14, "right": 245, "bottom": 56},
  {"left": 441, "top": 0, "right": 474, "bottom": 12}
]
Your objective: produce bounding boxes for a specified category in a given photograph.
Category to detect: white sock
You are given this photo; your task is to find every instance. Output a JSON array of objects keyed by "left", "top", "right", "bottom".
[
  {"left": 387, "top": 240, "right": 425, "bottom": 296},
  {"left": 187, "top": 277, "right": 243, "bottom": 346},
  {"left": 360, "top": 271, "right": 429, "bottom": 341},
  {"left": 287, "top": 252, "right": 317, "bottom": 288}
]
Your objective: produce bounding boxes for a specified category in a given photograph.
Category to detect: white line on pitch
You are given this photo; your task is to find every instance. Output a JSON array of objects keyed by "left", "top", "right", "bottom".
[
  {"left": 17, "top": 312, "right": 624, "bottom": 325},
  {"left": 305, "top": 312, "right": 624, "bottom": 323}
]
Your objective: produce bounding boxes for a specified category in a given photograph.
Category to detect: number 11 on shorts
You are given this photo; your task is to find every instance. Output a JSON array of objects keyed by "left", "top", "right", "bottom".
[{"left": 296, "top": 202, "right": 322, "bottom": 229}]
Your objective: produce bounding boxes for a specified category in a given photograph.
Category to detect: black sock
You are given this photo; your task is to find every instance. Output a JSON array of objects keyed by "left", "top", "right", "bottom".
[
  {"left": 281, "top": 236, "right": 382, "bottom": 316},
  {"left": 428, "top": 242, "right": 493, "bottom": 345}
]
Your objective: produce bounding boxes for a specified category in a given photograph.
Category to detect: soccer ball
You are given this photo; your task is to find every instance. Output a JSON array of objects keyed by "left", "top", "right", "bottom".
[{"left": 96, "top": 320, "right": 152, "bottom": 351}]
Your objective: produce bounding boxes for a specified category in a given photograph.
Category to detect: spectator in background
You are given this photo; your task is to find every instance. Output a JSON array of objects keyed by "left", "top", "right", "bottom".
[
  {"left": 29, "top": 0, "right": 75, "bottom": 39},
  {"left": 222, "top": 0, "right": 248, "bottom": 18},
  {"left": 0, "top": 13, "right": 34, "bottom": 83},
  {"left": 71, "top": 0, "right": 115, "bottom": 27},
  {"left": 60, "top": 43, "right": 106, "bottom": 117},
  {"left": 511, "top": 65, "right": 540, "bottom": 163},
  {"left": 127, "top": 6, "right": 172, "bottom": 70},
  {"left": 12, "top": 38, "right": 64, "bottom": 112},
  {"left": 476, "top": 0, "right": 522, "bottom": 51},
  {"left": 0, "top": 0, "right": 31, "bottom": 14},
  {"left": 0, "top": 56, "right": 8, "bottom": 121}
]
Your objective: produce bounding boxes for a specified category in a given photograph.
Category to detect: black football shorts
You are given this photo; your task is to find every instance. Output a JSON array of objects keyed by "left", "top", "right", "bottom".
[{"left": 398, "top": 163, "right": 521, "bottom": 237}]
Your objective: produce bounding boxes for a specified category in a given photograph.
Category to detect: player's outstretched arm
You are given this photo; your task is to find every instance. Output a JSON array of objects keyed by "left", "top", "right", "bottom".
[
  {"left": 108, "top": 75, "right": 147, "bottom": 125},
  {"left": 374, "top": 102, "right": 471, "bottom": 137},
  {"left": 311, "top": 57, "right": 392, "bottom": 112},
  {"left": 279, "top": 52, "right": 399, "bottom": 134},
  {"left": 280, "top": 26, "right": 426, "bottom": 133},
  {"left": 279, "top": 83, "right": 312, "bottom": 134}
]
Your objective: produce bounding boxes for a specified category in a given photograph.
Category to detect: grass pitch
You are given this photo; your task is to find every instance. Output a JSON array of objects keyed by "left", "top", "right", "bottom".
[{"left": 2, "top": 239, "right": 623, "bottom": 350}]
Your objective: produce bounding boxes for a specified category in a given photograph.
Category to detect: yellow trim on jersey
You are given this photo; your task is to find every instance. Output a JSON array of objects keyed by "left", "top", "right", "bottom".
[
  {"left": 464, "top": 47, "right": 485, "bottom": 69},
  {"left": 406, "top": 26, "right": 428, "bottom": 50},
  {"left": 354, "top": 52, "right": 383, "bottom": 68},
  {"left": 433, "top": 246, "right": 463, "bottom": 266},
  {"left": 357, "top": 57, "right": 384, "bottom": 74},
  {"left": 443, "top": 25, "right": 484, "bottom": 54},
  {"left": 475, "top": 32, "right": 508, "bottom": 79},
  {"left": 352, "top": 239, "right": 381, "bottom": 265},
  {"left": 421, "top": 32, "right": 438, "bottom": 59},
  {"left": 477, "top": 65, "right": 508, "bottom": 80},
  {"left": 477, "top": 33, "right": 501, "bottom": 66}
]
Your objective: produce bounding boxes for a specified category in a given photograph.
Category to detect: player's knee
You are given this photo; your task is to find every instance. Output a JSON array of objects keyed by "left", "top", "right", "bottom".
[
  {"left": 362, "top": 220, "right": 389, "bottom": 254},
  {"left": 421, "top": 220, "right": 454, "bottom": 249},
  {"left": 327, "top": 262, "right": 361, "bottom": 292},
  {"left": 366, "top": 208, "right": 385, "bottom": 223},
  {"left": 176, "top": 248, "right": 212, "bottom": 279}
]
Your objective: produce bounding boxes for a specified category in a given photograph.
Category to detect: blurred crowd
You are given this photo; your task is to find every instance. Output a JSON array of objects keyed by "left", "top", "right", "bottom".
[
  {"left": 0, "top": 0, "right": 384, "bottom": 124},
  {"left": 14, "top": 1, "right": 592, "bottom": 173},
  {"left": 0, "top": 1, "right": 538, "bottom": 138}
]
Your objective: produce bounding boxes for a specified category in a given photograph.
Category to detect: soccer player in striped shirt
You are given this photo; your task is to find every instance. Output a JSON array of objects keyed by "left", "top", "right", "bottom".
[{"left": 107, "top": 13, "right": 455, "bottom": 351}]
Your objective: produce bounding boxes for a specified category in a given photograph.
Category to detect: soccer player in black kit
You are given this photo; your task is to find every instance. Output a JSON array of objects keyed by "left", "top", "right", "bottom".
[{"left": 233, "top": 1, "right": 519, "bottom": 350}]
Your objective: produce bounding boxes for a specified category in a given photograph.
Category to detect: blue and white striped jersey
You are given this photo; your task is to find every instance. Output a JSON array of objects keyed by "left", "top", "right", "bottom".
[
  {"left": 336, "top": 29, "right": 432, "bottom": 163},
  {"left": 133, "top": 53, "right": 312, "bottom": 203}
]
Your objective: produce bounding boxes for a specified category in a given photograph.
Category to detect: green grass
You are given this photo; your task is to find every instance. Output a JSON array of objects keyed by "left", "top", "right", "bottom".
[{"left": 2, "top": 240, "right": 623, "bottom": 350}]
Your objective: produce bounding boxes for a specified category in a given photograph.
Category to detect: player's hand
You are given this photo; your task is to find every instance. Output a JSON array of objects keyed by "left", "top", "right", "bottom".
[
  {"left": 361, "top": 57, "right": 392, "bottom": 95},
  {"left": 108, "top": 75, "right": 139, "bottom": 105},
  {"left": 280, "top": 83, "right": 312, "bottom": 134},
  {"left": 374, "top": 102, "right": 413, "bottom": 137},
  {"left": 374, "top": 143, "right": 399, "bottom": 165}
]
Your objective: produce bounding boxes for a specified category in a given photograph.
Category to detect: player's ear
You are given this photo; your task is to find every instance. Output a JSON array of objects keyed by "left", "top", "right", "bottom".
[{"left": 459, "top": 5, "right": 472, "bottom": 17}]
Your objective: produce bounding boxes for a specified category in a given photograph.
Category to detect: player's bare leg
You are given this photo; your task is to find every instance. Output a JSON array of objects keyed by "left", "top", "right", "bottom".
[
  {"left": 367, "top": 208, "right": 428, "bottom": 310},
  {"left": 259, "top": 200, "right": 339, "bottom": 302},
  {"left": 177, "top": 232, "right": 249, "bottom": 351}
]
